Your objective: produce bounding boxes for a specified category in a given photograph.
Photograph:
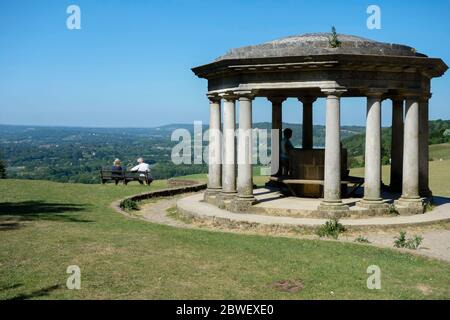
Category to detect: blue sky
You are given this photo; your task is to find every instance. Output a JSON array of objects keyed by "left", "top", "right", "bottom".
[{"left": 0, "top": 0, "right": 449, "bottom": 127}]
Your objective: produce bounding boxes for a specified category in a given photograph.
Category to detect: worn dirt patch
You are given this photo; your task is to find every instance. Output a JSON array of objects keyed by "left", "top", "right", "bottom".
[
  {"left": 416, "top": 284, "right": 433, "bottom": 295},
  {"left": 268, "top": 279, "right": 304, "bottom": 293}
]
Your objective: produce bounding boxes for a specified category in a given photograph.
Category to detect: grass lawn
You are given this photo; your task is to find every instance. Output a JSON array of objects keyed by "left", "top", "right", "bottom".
[
  {"left": 350, "top": 159, "right": 450, "bottom": 197},
  {"left": 429, "top": 143, "right": 450, "bottom": 161},
  {"left": 1, "top": 176, "right": 449, "bottom": 300}
]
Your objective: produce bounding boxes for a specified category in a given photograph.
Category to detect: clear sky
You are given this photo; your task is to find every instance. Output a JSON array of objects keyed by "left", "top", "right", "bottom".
[{"left": 0, "top": 0, "right": 449, "bottom": 127}]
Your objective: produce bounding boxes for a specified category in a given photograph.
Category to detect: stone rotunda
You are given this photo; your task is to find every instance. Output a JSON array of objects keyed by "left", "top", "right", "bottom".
[{"left": 191, "top": 32, "right": 448, "bottom": 217}]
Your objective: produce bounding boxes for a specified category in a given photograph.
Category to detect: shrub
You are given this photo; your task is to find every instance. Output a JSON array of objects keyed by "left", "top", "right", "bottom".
[
  {"left": 354, "top": 236, "right": 371, "bottom": 243},
  {"left": 394, "top": 231, "right": 423, "bottom": 250},
  {"left": 316, "top": 217, "right": 346, "bottom": 239},
  {"left": 386, "top": 204, "right": 399, "bottom": 216},
  {"left": 424, "top": 202, "right": 435, "bottom": 213},
  {"left": 328, "top": 26, "right": 341, "bottom": 48},
  {"left": 120, "top": 199, "right": 139, "bottom": 211}
]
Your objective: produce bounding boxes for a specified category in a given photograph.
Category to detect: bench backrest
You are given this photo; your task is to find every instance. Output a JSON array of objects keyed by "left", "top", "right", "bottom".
[
  {"left": 100, "top": 169, "right": 125, "bottom": 179},
  {"left": 100, "top": 169, "right": 150, "bottom": 180},
  {"left": 124, "top": 171, "right": 150, "bottom": 179}
]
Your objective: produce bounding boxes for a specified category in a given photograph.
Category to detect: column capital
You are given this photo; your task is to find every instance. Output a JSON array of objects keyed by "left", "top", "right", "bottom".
[
  {"left": 298, "top": 96, "right": 317, "bottom": 104},
  {"left": 234, "top": 90, "right": 256, "bottom": 101},
  {"left": 365, "top": 88, "right": 387, "bottom": 98},
  {"left": 321, "top": 88, "right": 347, "bottom": 96},
  {"left": 267, "top": 96, "right": 287, "bottom": 104},
  {"left": 389, "top": 95, "right": 404, "bottom": 102},
  {"left": 398, "top": 90, "right": 423, "bottom": 100},
  {"left": 219, "top": 92, "right": 238, "bottom": 102},
  {"left": 207, "top": 93, "right": 221, "bottom": 103},
  {"left": 419, "top": 92, "right": 432, "bottom": 102}
]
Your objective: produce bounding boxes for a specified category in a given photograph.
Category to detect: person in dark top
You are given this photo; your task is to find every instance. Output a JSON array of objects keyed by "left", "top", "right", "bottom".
[
  {"left": 281, "top": 128, "right": 294, "bottom": 176},
  {"left": 111, "top": 159, "right": 123, "bottom": 185}
]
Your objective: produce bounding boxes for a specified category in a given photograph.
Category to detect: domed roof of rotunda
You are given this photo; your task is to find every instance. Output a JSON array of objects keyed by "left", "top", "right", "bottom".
[{"left": 215, "top": 32, "right": 425, "bottom": 61}]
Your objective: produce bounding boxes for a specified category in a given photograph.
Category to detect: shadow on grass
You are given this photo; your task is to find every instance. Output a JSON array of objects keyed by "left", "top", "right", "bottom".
[
  {"left": 0, "top": 283, "right": 23, "bottom": 291},
  {"left": 0, "top": 201, "right": 92, "bottom": 230},
  {"left": 7, "top": 284, "right": 61, "bottom": 300}
]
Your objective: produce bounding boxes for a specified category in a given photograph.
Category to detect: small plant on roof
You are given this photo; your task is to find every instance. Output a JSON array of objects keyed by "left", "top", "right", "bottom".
[{"left": 328, "top": 26, "right": 341, "bottom": 48}]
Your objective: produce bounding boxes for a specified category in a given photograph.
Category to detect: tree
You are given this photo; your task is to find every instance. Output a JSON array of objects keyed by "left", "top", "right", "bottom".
[{"left": 0, "top": 154, "right": 6, "bottom": 179}]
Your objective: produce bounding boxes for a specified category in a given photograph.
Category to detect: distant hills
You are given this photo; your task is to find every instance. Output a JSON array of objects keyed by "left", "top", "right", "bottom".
[{"left": 0, "top": 120, "right": 449, "bottom": 184}]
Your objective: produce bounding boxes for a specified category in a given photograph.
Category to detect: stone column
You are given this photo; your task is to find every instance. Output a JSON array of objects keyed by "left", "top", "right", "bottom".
[
  {"left": 221, "top": 94, "right": 237, "bottom": 198},
  {"left": 319, "top": 89, "right": 348, "bottom": 212},
  {"left": 419, "top": 94, "right": 432, "bottom": 197},
  {"left": 395, "top": 95, "right": 424, "bottom": 212},
  {"left": 234, "top": 94, "right": 256, "bottom": 211},
  {"left": 359, "top": 90, "right": 386, "bottom": 209},
  {"left": 205, "top": 95, "right": 222, "bottom": 199},
  {"left": 390, "top": 98, "right": 404, "bottom": 193},
  {"left": 269, "top": 97, "right": 285, "bottom": 176},
  {"left": 299, "top": 97, "right": 316, "bottom": 149}
]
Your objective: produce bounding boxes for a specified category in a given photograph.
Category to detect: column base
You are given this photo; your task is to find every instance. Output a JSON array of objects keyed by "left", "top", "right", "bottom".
[
  {"left": 203, "top": 188, "right": 222, "bottom": 205},
  {"left": 357, "top": 199, "right": 388, "bottom": 215},
  {"left": 229, "top": 195, "right": 257, "bottom": 213},
  {"left": 318, "top": 200, "right": 349, "bottom": 217},
  {"left": 394, "top": 197, "right": 425, "bottom": 215},
  {"left": 217, "top": 192, "right": 237, "bottom": 209}
]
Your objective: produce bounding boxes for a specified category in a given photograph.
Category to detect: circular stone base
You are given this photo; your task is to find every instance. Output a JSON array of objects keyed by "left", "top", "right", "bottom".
[{"left": 177, "top": 193, "right": 450, "bottom": 230}]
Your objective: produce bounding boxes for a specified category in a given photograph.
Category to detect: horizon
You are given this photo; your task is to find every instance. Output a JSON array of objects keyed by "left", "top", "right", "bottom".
[
  {"left": 1, "top": 0, "right": 450, "bottom": 128},
  {"left": 2, "top": 119, "right": 449, "bottom": 130}
]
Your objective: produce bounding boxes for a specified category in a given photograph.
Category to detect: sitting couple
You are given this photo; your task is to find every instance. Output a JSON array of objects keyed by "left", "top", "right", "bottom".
[{"left": 112, "top": 157, "right": 153, "bottom": 185}]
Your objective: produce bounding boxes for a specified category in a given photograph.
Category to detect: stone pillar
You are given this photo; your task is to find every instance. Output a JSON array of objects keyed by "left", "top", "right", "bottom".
[
  {"left": 390, "top": 98, "right": 404, "bottom": 193},
  {"left": 233, "top": 94, "right": 256, "bottom": 211},
  {"left": 205, "top": 95, "right": 222, "bottom": 199},
  {"left": 299, "top": 97, "right": 316, "bottom": 149},
  {"left": 221, "top": 94, "right": 237, "bottom": 198},
  {"left": 395, "top": 95, "right": 424, "bottom": 213},
  {"left": 419, "top": 94, "right": 432, "bottom": 197},
  {"left": 359, "top": 90, "right": 386, "bottom": 209},
  {"left": 319, "top": 89, "right": 348, "bottom": 212},
  {"left": 269, "top": 97, "right": 285, "bottom": 176}
]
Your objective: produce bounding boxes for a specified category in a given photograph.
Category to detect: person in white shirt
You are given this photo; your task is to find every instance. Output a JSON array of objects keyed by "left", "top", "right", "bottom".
[{"left": 130, "top": 157, "right": 153, "bottom": 185}]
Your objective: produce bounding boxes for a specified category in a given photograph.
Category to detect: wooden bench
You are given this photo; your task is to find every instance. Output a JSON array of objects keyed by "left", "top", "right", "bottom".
[
  {"left": 100, "top": 169, "right": 153, "bottom": 186},
  {"left": 269, "top": 176, "right": 364, "bottom": 197}
]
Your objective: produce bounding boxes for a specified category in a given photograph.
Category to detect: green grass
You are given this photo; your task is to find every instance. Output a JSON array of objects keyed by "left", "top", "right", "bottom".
[
  {"left": 429, "top": 143, "right": 450, "bottom": 161},
  {"left": 350, "top": 159, "right": 450, "bottom": 197},
  {"left": 0, "top": 177, "right": 449, "bottom": 299}
]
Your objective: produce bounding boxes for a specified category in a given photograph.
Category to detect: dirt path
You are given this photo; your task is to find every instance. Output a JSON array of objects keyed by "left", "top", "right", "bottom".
[
  {"left": 136, "top": 193, "right": 194, "bottom": 228},
  {"left": 133, "top": 193, "right": 450, "bottom": 263},
  {"left": 347, "top": 230, "right": 450, "bottom": 262}
]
